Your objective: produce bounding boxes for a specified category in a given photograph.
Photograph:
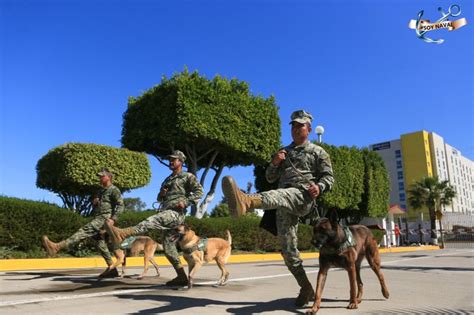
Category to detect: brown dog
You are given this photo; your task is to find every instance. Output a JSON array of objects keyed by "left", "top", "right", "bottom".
[
  {"left": 174, "top": 224, "right": 232, "bottom": 288},
  {"left": 101, "top": 231, "right": 163, "bottom": 279},
  {"left": 306, "top": 216, "right": 389, "bottom": 314}
]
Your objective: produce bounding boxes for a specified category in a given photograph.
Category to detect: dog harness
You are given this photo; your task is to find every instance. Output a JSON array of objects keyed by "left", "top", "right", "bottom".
[
  {"left": 320, "top": 226, "right": 357, "bottom": 255},
  {"left": 182, "top": 237, "right": 208, "bottom": 255},
  {"left": 119, "top": 236, "right": 137, "bottom": 250}
]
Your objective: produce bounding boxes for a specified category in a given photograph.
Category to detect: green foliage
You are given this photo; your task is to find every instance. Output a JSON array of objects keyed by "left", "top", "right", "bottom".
[
  {"left": 359, "top": 149, "right": 390, "bottom": 218},
  {"left": 318, "top": 144, "right": 365, "bottom": 213},
  {"left": 37, "top": 143, "right": 151, "bottom": 194},
  {"left": 124, "top": 197, "right": 147, "bottom": 212},
  {"left": 122, "top": 69, "right": 281, "bottom": 167},
  {"left": 0, "top": 196, "right": 88, "bottom": 254},
  {"left": 0, "top": 197, "right": 315, "bottom": 257},
  {"left": 210, "top": 203, "right": 230, "bottom": 217}
]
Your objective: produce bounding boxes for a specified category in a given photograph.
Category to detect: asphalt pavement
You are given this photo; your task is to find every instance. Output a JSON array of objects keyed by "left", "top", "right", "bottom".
[{"left": 1, "top": 248, "right": 473, "bottom": 314}]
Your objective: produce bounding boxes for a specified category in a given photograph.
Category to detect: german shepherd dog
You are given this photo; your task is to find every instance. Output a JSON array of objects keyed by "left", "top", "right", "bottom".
[{"left": 306, "top": 215, "right": 389, "bottom": 314}]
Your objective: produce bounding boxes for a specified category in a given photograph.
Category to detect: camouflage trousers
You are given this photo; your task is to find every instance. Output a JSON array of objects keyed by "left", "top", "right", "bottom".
[
  {"left": 260, "top": 188, "right": 313, "bottom": 273},
  {"left": 132, "top": 210, "right": 185, "bottom": 269},
  {"left": 65, "top": 214, "right": 113, "bottom": 266}
]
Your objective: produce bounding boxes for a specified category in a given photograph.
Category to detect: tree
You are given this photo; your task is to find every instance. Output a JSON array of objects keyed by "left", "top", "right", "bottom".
[
  {"left": 407, "top": 176, "right": 456, "bottom": 245},
  {"left": 122, "top": 69, "right": 281, "bottom": 218},
  {"left": 124, "top": 197, "right": 147, "bottom": 212},
  {"left": 36, "top": 143, "right": 151, "bottom": 216},
  {"left": 210, "top": 203, "right": 230, "bottom": 217},
  {"left": 254, "top": 143, "right": 390, "bottom": 223}
]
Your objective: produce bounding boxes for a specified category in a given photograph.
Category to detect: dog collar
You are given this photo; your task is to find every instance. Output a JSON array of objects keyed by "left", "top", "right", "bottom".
[{"left": 182, "top": 237, "right": 208, "bottom": 255}]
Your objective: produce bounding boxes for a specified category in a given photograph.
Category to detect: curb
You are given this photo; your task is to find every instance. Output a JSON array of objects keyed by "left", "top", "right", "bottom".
[{"left": 0, "top": 246, "right": 441, "bottom": 271}]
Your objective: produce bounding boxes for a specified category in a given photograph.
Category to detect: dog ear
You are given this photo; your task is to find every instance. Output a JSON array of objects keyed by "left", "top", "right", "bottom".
[{"left": 328, "top": 209, "right": 339, "bottom": 226}]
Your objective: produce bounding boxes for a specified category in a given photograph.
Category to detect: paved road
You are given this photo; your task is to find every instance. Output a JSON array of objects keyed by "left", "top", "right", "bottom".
[{"left": 1, "top": 249, "right": 473, "bottom": 314}]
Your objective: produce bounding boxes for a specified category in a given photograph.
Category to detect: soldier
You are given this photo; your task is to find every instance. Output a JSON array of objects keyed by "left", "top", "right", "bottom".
[
  {"left": 222, "top": 110, "right": 334, "bottom": 307},
  {"left": 104, "top": 150, "right": 203, "bottom": 286},
  {"left": 42, "top": 168, "right": 125, "bottom": 278}
]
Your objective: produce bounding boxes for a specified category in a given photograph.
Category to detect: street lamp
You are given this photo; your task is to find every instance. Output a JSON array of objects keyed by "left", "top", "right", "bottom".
[{"left": 315, "top": 125, "right": 325, "bottom": 143}]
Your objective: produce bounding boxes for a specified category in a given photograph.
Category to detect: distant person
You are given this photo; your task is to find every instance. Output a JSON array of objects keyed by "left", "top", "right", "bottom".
[
  {"left": 394, "top": 224, "right": 401, "bottom": 246},
  {"left": 42, "top": 168, "right": 124, "bottom": 278}
]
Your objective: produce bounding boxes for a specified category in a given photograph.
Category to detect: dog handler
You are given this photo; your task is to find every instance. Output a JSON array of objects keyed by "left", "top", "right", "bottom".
[
  {"left": 42, "top": 168, "right": 125, "bottom": 277},
  {"left": 104, "top": 150, "right": 203, "bottom": 286},
  {"left": 222, "top": 110, "right": 334, "bottom": 307}
]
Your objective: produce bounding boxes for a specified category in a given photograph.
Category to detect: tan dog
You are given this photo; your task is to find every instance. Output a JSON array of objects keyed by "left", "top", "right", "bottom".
[
  {"left": 174, "top": 224, "right": 232, "bottom": 288},
  {"left": 101, "top": 231, "right": 163, "bottom": 279}
]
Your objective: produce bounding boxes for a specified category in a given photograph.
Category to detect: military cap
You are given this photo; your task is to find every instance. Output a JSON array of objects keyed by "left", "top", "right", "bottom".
[
  {"left": 290, "top": 110, "right": 313, "bottom": 125},
  {"left": 97, "top": 168, "right": 113, "bottom": 177},
  {"left": 168, "top": 150, "right": 186, "bottom": 162}
]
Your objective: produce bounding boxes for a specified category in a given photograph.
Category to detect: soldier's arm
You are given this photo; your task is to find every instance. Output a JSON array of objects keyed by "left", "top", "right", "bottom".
[
  {"left": 185, "top": 174, "right": 204, "bottom": 207},
  {"left": 110, "top": 187, "right": 125, "bottom": 221},
  {"left": 315, "top": 148, "right": 335, "bottom": 193},
  {"left": 265, "top": 163, "right": 281, "bottom": 183}
]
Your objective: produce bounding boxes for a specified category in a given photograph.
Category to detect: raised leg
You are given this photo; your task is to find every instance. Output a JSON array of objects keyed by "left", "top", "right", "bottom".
[{"left": 366, "top": 244, "right": 390, "bottom": 299}]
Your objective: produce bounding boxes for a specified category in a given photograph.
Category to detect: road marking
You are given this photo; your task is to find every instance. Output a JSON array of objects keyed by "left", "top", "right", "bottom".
[{"left": 1, "top": 250, "right": 472, "bottom": 307}]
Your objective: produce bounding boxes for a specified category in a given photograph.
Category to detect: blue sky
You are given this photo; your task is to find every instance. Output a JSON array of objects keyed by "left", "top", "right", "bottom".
[{"left": 1, "top": 0, "right": 473, "bottom": 212}]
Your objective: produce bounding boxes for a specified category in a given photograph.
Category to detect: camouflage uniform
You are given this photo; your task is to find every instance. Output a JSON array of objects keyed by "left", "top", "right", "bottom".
[
  {"left": 262, "top": 140, "right": 334, "bottom": 273},
  {"left": 66, "top": 184, "right": 124, "bottom": 265},
  {"left": 132, "top": 171, "right": 203, "bottom": 268}
]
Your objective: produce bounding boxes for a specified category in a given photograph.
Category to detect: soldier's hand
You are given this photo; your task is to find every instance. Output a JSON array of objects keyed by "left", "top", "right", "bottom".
[
  {"left": 308, "top": 183, "right": 320, "bottom": 199},
  {"left": 177, "top": 201, "right": 186, "bottom": 210},
  {"left": 106, "top": 218, "right": 115, "bottom": 225},
  {"left": 159, "top": 187, "right": 168, "bottom": 197},
  {"left": 271, "top": 149, "right": 287, "bottom": 166},
  {"left": 92, "top": 197, "right": 100, "bottom": 206}
]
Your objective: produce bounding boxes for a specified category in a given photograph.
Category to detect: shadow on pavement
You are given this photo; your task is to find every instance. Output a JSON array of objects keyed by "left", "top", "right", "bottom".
[
  {"left": 117, "top": 294, "right": 307, "bottom": 314},
  {"left": 366, "top": 307, "right": 473, "bottom": 314}
]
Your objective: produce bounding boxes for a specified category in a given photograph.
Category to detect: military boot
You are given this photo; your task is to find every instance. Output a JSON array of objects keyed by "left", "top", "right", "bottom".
[
  {"left": 221, "top": 176, "right": 263, "bottom": 218},
  {"left": 293, "top": 268, "right": 315, "bottom": 307},
  {"left": 99, "top": 267, "right": 119, "bottom": 278},
  {"left": 165, "top": 267, "right": 188, "bottom": 287},
  {"left": 104, "top": 221, "right": 136, "bottom": 247},
  {"left": 42, "top": 236, "right": 67, "bottom": 257}
]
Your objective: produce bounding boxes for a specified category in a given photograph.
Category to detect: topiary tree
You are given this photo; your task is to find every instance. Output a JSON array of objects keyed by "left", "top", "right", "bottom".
[
  {"left": 254, "top": 143, "right": 390, "bottom": 223},
  {"left": 36, "top": 143, "right": 151, "bottom": 216},
  {"left": 122, "top": 68, "right": 281, "bottom": 217}
]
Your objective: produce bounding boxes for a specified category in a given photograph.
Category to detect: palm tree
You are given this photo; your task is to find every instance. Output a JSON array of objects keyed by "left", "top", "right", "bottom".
[{"left": 408, "top": 177, "right": 456, "bottom": 246}]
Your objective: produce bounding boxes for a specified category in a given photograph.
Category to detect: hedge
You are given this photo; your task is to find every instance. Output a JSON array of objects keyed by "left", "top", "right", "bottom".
[{"left": 0, "top": 197, "right": 314, "bottom": 258}]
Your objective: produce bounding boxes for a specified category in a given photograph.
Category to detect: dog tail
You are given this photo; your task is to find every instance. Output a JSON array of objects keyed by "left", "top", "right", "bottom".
[{"left": 226, "top": 230, "right": 232, "bottom": 246}]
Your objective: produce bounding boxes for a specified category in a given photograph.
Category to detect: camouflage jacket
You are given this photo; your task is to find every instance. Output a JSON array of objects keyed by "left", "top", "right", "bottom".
[
  {"left": 266, "top": 141, "right": 334, "bottom": 193},
  {"left": 96, "top": 184, "right": 124, "bottom": 221},
  {"left": 158, "top": 171, "right": 204, "bottom": 211}
]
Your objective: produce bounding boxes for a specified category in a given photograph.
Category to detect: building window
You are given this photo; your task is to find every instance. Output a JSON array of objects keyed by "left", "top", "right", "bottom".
[
  {"left": 395, "top": 150, "right": 401, "bottom": 158},
  {"left": 397, "top": 171, "right": 404, "bottom": 180},
  {"left": 398, "top": 182, "right": 405, "bottom": 191},
  {"left": 399, "top": 193, "right": 406, "bottom": 201},
  {"left": 396, "top": 160, "right": 402, "bottom": 169}
]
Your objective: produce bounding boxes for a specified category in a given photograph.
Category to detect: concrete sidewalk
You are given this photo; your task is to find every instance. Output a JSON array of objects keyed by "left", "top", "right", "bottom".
[{"left": 0, "top": 245, "right": 440, "bottom": 271}]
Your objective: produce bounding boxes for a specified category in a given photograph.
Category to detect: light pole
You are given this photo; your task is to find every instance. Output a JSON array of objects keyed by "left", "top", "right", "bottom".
[{"left": 315, "top": 125, "right": 325, "bottom": 143}]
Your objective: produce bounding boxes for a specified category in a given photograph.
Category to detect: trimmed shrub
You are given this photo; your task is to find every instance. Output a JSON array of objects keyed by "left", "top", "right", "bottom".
[
  {"left": 0, "top": 196, "right": 88, "bottom": 255},
  {"left": 0, "top": 196, "right": 315, "bottom": 257}
]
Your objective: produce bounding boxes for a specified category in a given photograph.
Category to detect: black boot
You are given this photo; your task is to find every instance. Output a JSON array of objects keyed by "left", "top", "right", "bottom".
[
  {"left": 293, "top": 267, "right": 315, "bottom": 307},
  {"left": 99, "top": 267, "right": 119, "bottom": 278},
  {"left": 165, "top": 267, "right": 188, "bottom": 287}
]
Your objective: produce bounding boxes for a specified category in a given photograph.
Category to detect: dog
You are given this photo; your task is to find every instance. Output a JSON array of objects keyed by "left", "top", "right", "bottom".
[
  {"left": 306, "top": 215, "right": 389, "bottom": 314},
  {"left": 173, "top": 224, "right": 232, "bottom": 289},
  {"left": 100, "top": 230, "right": 163, "bottom": 279}
]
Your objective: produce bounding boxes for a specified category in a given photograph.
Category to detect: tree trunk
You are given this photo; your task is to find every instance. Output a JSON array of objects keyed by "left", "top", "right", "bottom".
[
  {"left": 195, "top": 163, "right": 225, "bottom": 218},
  {"left": 429, "top": 208, "right": 438, "bottom": 245}
]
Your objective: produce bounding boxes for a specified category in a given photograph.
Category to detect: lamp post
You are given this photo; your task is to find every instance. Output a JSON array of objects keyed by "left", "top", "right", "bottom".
[{"left": 315, "top": 125, "right": 325, "bottom": 143}]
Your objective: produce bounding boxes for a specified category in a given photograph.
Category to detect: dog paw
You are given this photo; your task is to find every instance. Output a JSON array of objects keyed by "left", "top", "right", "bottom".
[
  {"left": 137, "top": 276, "right": 144, "bottom": 280},
  {"left": 382, "top": 289, "right": 390, "bottom": 299},
  {"left": 305, "top": 307, "right": 319, "bottom": 314},
  {"left": 347, "top": 302, "right": 358, "bottom": 309}
]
